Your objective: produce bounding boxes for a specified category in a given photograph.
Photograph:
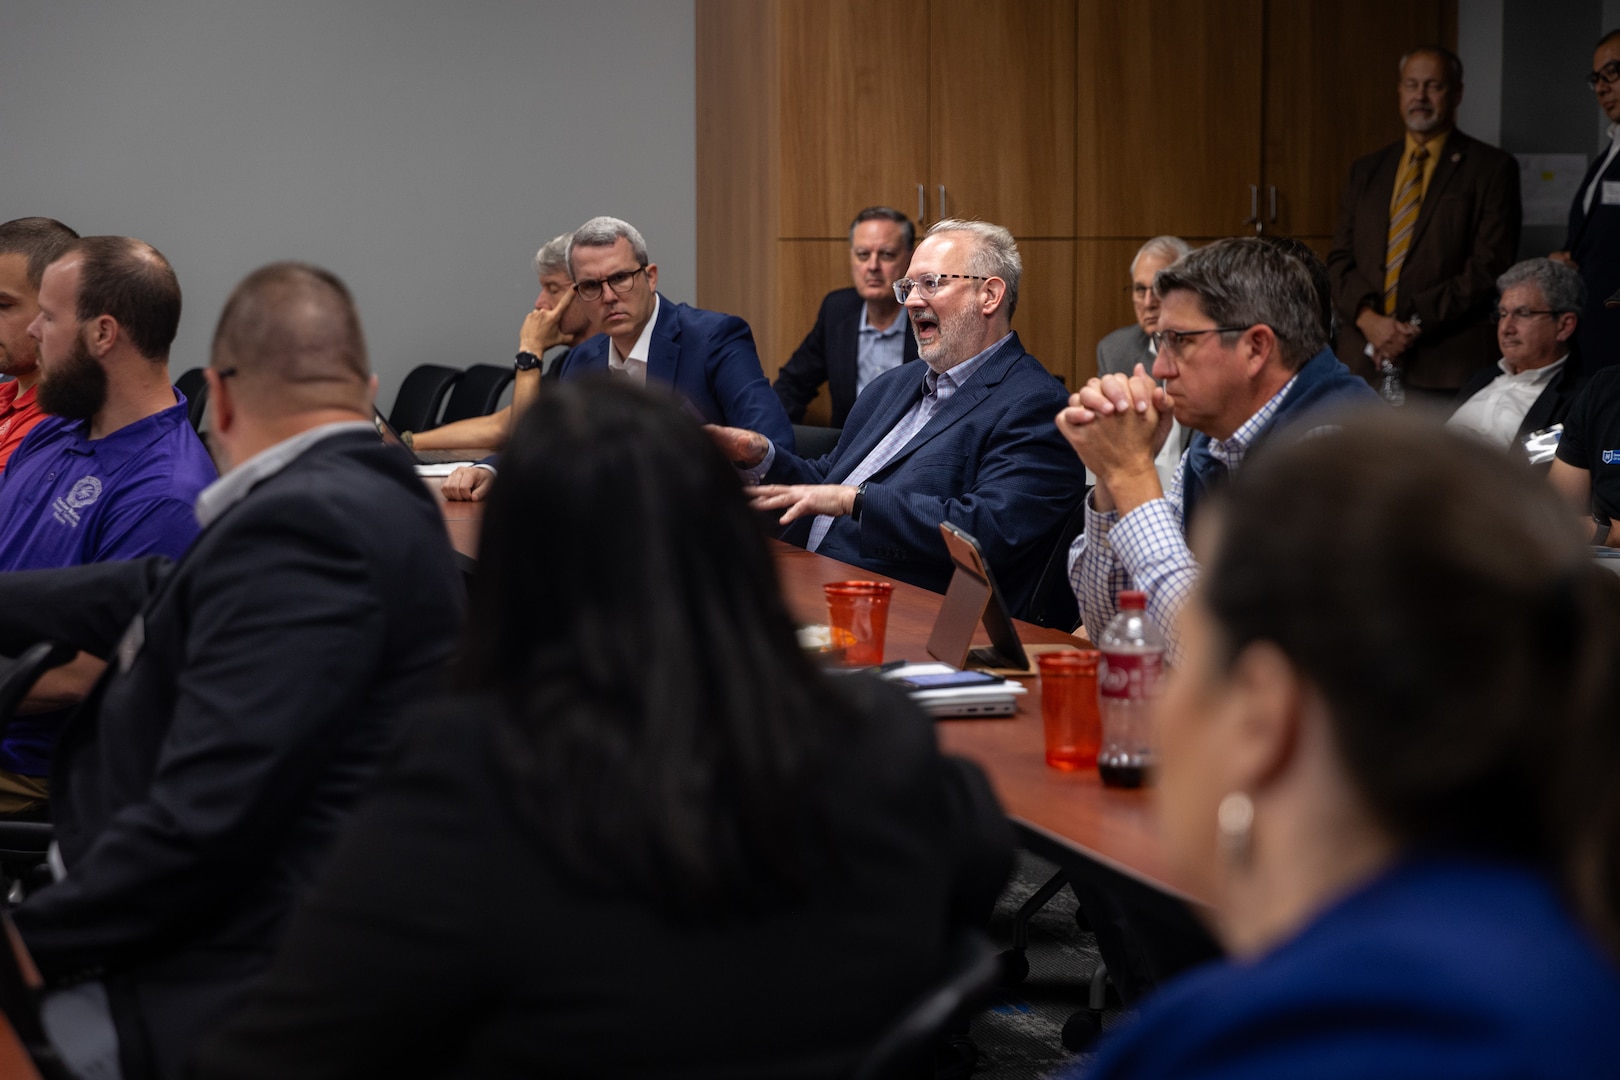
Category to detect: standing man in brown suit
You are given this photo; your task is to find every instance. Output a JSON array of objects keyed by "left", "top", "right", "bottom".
[{"left": 1327, "top": 45, "right": 1521, "bottom": 403}]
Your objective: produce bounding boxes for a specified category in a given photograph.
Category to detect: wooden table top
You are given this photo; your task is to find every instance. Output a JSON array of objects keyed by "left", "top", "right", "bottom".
[{"left": 430, "top": 483, "right": 1193, "bottom": 904}]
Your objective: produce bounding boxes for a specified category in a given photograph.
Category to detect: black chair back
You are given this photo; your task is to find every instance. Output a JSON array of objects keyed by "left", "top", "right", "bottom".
[
  {"left": 0, "top": 642, "right": 77, "bottom": 904},
  {"left": 1022, "top": 491, "right": 1091, "bottom": 632},
  {"left": 174, "top": 367, "right": 206, "bottom": 406},
  {"left": 849, "top": 929, "right": 1000, "bottom": 1080},
  {"left": 388, "top": 364, "right": 462, "bottom": 433},
  {"left": 792, "top": 424, "right": 843, "bottom": 460},
  {"left": 438, "top": 364, "right": 515, "bottom": 425}
]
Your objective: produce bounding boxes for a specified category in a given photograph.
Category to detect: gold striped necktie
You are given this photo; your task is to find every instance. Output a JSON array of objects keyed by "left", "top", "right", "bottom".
[{"left": 1383, "top": 146, "right": 1429, "bottom": 315}]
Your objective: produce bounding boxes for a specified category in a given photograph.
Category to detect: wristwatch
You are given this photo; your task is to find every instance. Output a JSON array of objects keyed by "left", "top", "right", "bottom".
[
  {"left": 514, "top": 350, "right": 542, "bottom": 371},
  {"left": 851, "top": 481, "right": 868, "bottom": 521}
]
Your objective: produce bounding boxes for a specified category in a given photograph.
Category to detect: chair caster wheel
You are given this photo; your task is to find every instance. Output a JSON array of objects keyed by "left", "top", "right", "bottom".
[
  {"left": 997, "top": 949, "right": 1029, "bottom": 985},
  {"left": 1061, "top": 1008, "right": 1104, "bottom": 1052}
]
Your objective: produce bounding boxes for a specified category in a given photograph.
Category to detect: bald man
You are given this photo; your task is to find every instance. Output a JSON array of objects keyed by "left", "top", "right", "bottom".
[{"left": 1, "top": 263, "right": 463, "bottom": 1079}]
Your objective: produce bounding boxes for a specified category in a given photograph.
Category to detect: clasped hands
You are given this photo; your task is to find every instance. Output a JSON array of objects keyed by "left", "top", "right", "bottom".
[
  {"left": 706, "top": 424, "right": 858, "bottom": 525},
  {"left": 1055, "top": 364, "right": 1171, "bottom": 515},
  {"left": 1355, "top": 308, "right": 1420, "bottom": 366}
]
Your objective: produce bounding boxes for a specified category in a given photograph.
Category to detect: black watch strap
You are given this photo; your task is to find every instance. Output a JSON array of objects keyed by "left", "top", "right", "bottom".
[
  {"left": 514, "top": 350, "right": 542, "bottom": 371},
  {"left": 851, "top": 481, "right": 868, "bottom": 522}
]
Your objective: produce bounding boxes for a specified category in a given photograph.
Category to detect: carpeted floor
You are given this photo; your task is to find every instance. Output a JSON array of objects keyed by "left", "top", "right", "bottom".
[{"left": 967, "top": 851, "right": 1130, "bottom": 1079}]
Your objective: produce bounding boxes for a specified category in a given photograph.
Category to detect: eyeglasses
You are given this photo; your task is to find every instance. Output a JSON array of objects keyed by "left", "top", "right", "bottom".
[
  {"left": 1494, "top": 307, "right": 1558, "bottom": 323},
  {"left": 1587, "top": 60, "right": 1620, "bottom": 89},
  {"left": 1130, "top": 283, "right": 1155, "bottom": 299},
  {"left": 892, "top": 273, "right": 988, "bottom": 303},
  {"left": 1150, "top": 326, "right": 1249, "bottom": 355},
  {"left": 575, "top": 265, "right": 647, "bottom": 302}
]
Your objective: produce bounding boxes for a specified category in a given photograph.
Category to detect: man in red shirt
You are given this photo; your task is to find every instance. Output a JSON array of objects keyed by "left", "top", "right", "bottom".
[{"left": 0, "top": 217, "right": 80, "bottom": 471}]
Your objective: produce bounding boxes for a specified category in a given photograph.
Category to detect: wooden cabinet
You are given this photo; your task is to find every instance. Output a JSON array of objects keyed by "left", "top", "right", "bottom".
[
  {"left": 1263, "top": 0, "right": 1457, "bottom": 238},
  {"left": 1076, "top": 0, "right": 1264, "bottom": 238},
  {"left": 698, "top": 0, "right": 1458, "bottom": 397}
]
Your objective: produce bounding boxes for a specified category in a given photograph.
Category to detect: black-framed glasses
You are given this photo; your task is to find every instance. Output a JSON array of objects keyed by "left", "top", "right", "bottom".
[
  {"left": 1587, "top": 60, "right": 1620, "bottom": 88},
  {"left": 575, "top": 265, "right": 647, "bottom": 301},
  {"left": 893, "top": 273, "right": 988, "bottom": 303},
  {"left": 1150, "top": 326, "right": 1249, "bottom": 354},
  {"left": 1494, "top": 307, "right": 1559, "bottom": 323}
]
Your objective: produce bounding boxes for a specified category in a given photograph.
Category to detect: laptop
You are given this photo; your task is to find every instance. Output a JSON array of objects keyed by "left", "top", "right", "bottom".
[{"left": 373, "top": 408, "right": 481, "bottom": 467}]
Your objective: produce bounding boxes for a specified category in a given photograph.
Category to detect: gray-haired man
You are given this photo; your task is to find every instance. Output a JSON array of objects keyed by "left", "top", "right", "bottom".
[{"left": 1061, "top": 237, "right": 1380, "bottom": 658}]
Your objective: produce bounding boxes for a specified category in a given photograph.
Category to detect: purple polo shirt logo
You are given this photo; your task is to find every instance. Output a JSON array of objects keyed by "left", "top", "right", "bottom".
[{"left": 51, "top": 474, "right": 104, "bottom": 527}]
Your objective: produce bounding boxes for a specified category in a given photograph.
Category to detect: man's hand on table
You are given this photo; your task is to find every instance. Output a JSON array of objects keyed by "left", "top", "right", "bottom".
[
  {"left": 441, "top": 465, "right": 494, "bottom": 502},
  {"left": 1055, "top": 365, "right": 1170, "bottom": 515},
  {"left": 747, "top": 483, "right": 859, "bottom": 526}
]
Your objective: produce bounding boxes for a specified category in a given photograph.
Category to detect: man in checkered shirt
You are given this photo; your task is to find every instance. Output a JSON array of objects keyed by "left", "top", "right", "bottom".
[{"left": 1060, "top": 238, "right": 1380, "bottom": 661}]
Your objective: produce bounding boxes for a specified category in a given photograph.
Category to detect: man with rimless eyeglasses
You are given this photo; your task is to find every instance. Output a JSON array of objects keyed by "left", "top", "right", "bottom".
[
  {"left": 442, "top": 216, "right": 792, "bottom": 501},
  {"left": 709, "top": 219, "right": 1085, "bottom": 621},
  {"left": 1447, "top": 258, "right": 1586, "bottom": 452},
  {"left": 1061, "top": 238, "right": 1378, "bottom": 659},
  {"left": 1551, "top": 29, "right": 1620, "bottom": 375}
]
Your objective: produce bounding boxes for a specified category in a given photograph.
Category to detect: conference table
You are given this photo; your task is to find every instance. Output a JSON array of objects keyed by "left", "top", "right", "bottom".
[{"left": 431, "top": 483, "right": 1219, "bottom": 999}]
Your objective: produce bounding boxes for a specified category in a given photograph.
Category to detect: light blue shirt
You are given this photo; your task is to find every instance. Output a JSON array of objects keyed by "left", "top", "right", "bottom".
[{"left": 855, "top": 305, "right": 909, "bottom": 395}]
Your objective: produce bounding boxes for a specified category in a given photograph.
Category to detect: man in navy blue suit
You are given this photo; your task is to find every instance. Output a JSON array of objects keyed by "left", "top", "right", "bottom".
[
  {"left": 772, "top": 206, "right": 919, "bottom": 427},
  {"left": 711, "top": 219, "right": 1086, "bottom": 620},
  {"left": 1551, "top": 29, "right": 1620, "bottom": 374},
  {"left": 443, "top": 216, "right": 792, "bottom": 501}
]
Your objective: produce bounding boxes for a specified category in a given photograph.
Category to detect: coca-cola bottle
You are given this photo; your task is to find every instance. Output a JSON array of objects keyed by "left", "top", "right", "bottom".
[{"left": 1096, "top": 590, "right": 1165, "bottom": 788}]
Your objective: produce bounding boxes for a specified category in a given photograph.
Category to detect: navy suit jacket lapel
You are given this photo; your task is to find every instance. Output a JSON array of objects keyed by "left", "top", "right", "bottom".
[
  {"left": 1568, "top": 151, "right": 1616, "bottom": 250},
  {"left": 826, "top": 367, "right": 927, "bottom": 482},
  {"left": 645, "top": 295, "right": 680, "bottom": 386},
  {"left": 856, "top": 335, "right": 1021, "bottom": 481}
]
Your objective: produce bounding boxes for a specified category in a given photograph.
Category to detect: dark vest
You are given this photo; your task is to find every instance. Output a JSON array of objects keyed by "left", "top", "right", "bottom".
[{"left": 1182, "top": 348, "right": 1382, "bottom": 532}]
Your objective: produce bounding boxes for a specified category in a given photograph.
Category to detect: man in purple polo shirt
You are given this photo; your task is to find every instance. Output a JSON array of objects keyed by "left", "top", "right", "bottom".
[{"left": 0, "top": 235, "right": 215, "bottom": 814}]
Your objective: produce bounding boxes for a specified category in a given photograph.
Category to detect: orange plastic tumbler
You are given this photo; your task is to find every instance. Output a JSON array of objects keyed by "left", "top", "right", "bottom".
[
  {"left": 823, "top": 580, "right": 894, "bottom": 667},
  {"left": 1038, "top": 650, "right": 1102, "bottom": 769}
]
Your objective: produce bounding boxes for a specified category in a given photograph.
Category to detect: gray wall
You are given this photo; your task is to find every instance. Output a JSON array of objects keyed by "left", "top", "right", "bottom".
[{"left": 0, "top": 0, "right": 696, "bottom": 408}]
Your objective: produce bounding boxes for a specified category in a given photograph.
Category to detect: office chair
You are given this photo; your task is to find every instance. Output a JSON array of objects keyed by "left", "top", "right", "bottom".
[
  {"left": 0, "top": 642, "right": 77, "bottom": 906},
  {"left": 998, "top": 864, "right": 1114, "bottom": 1053},
  {"left": 791, "top": 424, "right": 843, "bottom": 460},
  {"left": 438, "top": 364, "right": 515, "bottom": 426},
  {"left": 0, "top": 913, "right": 72, "bottom": 1080},
  {"left": 849, "top": 928, "right": 1000, "bottom": 1080},
  {"left": 388, "top": 364, "right": 462, "bottom": 433},
  {"left": 1022, "top": 491, "right": 1090, "bottom": 631},
  {"left": 174, "top": 367, "right": 206, "bottom": 408}
]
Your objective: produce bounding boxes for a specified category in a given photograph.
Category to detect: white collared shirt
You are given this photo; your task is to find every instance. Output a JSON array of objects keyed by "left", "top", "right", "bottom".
[
  {"left": 1584, "top": 124, "right": 1620, "bottom": 216},
  {"left": 606, "top": 294, "right": 661, "bottom": 385},
  {"left": 1447, "top": 355, "right": 1566, "bottom": 448}
]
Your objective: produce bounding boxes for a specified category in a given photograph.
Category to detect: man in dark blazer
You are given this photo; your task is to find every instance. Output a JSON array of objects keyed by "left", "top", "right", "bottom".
[
  {"left": 1327, "top": 45, "right": 1521, "bottom": 399},
  {"left": 1095, "top": 236, "right": 1191, "bottom": 377},
  {"left": 772, "top": 207, "right": 917, "bottom": 427},
  {"left": 1552, "top": 29, "right": 1620, "bottom": 374},
  {"left": 713, "top": 220, "right": 1086, "bottom": 621},
  {"left": 443, "top": 216, "right": 794, "bottom": 501},
  {"left": 1448, "top": 257, "right": 1586, "bottom": 453},
  {"left": 3, "top": 263, "right": 463, "bottom": 1078}
]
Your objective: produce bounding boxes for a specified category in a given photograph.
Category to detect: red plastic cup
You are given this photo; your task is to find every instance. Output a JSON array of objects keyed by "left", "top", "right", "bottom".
[
  {"left": 1039, "top": 650, "right": 1101, "bottom": 770},
  {"left": 823, "top": 580, "right": 894, "bottom": 667}
]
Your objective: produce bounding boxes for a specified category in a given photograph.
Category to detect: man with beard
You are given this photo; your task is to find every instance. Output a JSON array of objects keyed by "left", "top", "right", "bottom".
[
  {"left": 708, "top": 219, "right": 1086, "bottom": 621},
  {"left": 1327, "top": 45, "right": 1520, "bottom": 402},
  {"left": 0, "top": 217, "right": 80, "bottom": 470},
  {"left": 0, "top": 236, "right": 215, "bottom": 815}
]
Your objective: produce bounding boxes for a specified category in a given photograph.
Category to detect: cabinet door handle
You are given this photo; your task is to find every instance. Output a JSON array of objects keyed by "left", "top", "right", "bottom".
[
  {"left": 937, "top": 184, "right": 947, "bottom": 220},
  {"left": 1244, "top": 184, "right": 1259, "bottom": 227},
  {"left": 1268, "top": 185, "right": 1278, "bottom": 224},
  {"left": 918, "top": 183, "right": 926, "bottom": 224}
]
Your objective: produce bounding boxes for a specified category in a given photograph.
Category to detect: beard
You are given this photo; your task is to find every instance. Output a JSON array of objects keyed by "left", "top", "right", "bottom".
[{"left": 37, "top": 332, "right": 110, "bottom": 421}]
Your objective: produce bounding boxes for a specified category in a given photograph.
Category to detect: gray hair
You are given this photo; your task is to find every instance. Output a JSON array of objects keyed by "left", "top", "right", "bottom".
[
  {"left": 925, "top": 218, "right": 1022, "bottom": 320},
  {"left": 532, "top": 233, "right": 573, "bottom": 279},
  {"left": 567, "top": 216, "right": 650, "bottom": 276},
  {"left": 1130, "top": 235, "right": 1191, "bottom": 275},
  {"left": 1497, "top": 257, "right": 1586, "bottom": 316},
  {"left": 1399, "top": 44, "right": 1463, "bottom": 85},
  {"left": 1154, "top": 236, "right": 1326, "bottom": 371}
]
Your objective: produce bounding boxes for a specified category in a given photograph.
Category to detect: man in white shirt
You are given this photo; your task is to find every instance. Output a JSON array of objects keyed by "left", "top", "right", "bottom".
[{"left": 1448, "top": 258, "right": 1586, "bottom": 452}]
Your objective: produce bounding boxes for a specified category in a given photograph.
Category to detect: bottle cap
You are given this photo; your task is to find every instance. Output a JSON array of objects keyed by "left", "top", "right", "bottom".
[{"left": 1117, "top": 590, "right": 1147, "bottom": 610}]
